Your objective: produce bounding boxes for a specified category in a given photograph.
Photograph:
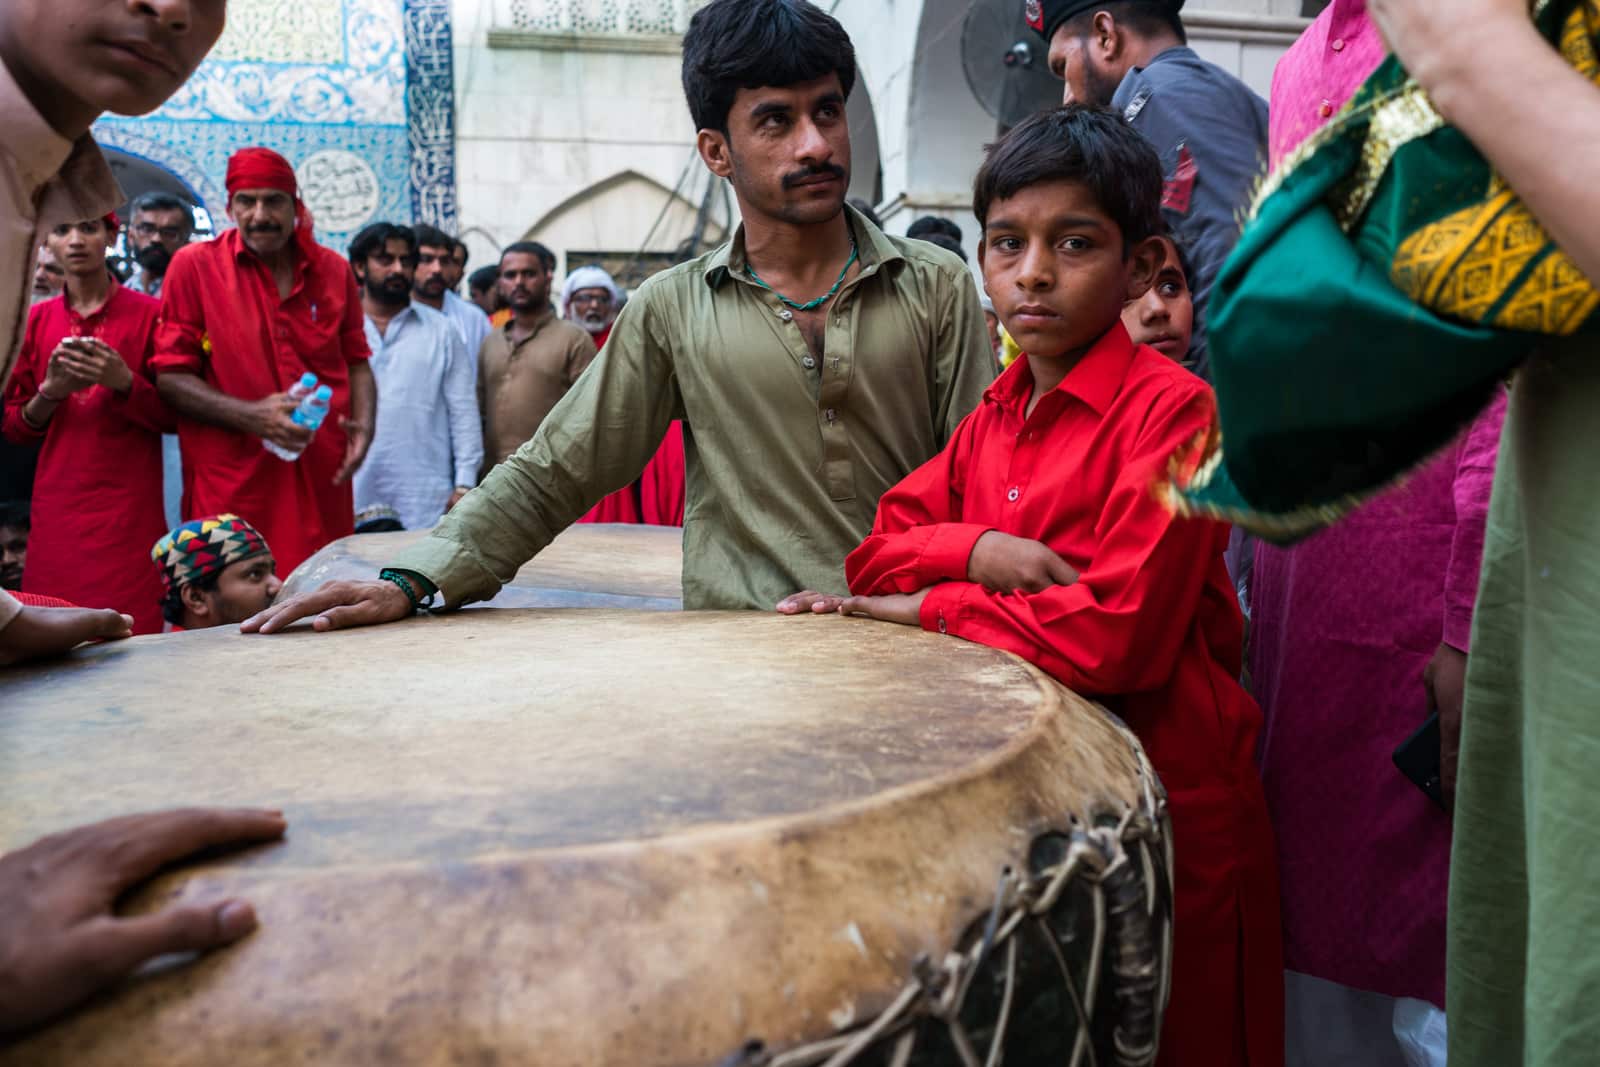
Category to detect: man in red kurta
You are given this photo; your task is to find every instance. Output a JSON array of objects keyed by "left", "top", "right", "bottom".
[
  {"left": 802, "top": 107, "right": 1283, "bottom": 1065},
  {"left": 152, "top": 148, "right": 375, "bottom": 575},
  {"left": 2, "top": 214, "right": 172, "bottom": 632}
]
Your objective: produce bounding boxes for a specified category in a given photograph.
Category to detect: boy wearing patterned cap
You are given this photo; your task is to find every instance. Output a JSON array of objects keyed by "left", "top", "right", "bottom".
[{"left": 151, "top": 514, "right": 281, "bottom": 631}]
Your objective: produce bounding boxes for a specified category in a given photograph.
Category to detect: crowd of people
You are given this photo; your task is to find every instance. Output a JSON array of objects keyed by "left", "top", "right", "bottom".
[{"left": 1, "top": 0, "right": 1595, "bottom": 1065}]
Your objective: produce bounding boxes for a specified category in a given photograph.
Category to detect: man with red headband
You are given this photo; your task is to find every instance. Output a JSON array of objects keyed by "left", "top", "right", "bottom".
[
  {"left": 152, "top": 147, "right": 376, "bottom": 575},
  {"left": 2, "top": 212, "right": 173, "bottom": 632}
]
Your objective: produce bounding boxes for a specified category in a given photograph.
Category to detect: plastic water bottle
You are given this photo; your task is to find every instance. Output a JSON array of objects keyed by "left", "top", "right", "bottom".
[
  {"left": 264, "top": 384, "right": 334, "bottom": 462},
  {"left": 263, "top": 373, "right": 319, "bottom": 460}
]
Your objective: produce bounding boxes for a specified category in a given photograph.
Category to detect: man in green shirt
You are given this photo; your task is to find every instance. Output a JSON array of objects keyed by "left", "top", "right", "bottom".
[{"left": 246, "top": 0, "right": 992, "bottom": 634}]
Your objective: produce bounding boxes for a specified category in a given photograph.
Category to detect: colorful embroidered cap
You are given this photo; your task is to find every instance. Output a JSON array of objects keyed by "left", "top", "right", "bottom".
[{"left": 151, "top": 514, "right": 271, "bottom": 591}]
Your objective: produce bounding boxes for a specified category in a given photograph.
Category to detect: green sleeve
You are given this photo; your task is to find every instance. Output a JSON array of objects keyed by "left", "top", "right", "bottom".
[
  {"left": 932, "top": 265, "right": 997, "bottom": 445},
  {"left": 388, "top": 290, "right": 680, "bottom": 608}
]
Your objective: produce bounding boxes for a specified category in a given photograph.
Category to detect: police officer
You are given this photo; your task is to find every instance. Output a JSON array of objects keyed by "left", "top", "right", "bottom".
[{"left": 1027, "top": 0, "right": 1267, "bottom": 379}]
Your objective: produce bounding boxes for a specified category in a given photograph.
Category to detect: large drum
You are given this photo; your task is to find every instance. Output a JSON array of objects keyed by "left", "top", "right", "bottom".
[
  {"left": 0, "top": 611, "right": 1171, "bottom": 1066},
  {"left": 279, "top": 523, "right": 684, "bottom": 609}
]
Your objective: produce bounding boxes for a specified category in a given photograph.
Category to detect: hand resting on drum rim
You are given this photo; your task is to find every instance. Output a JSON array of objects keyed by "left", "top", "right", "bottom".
[
  {"left": 241, "top": 578, "right": 413, "bottom": 635},
  {"left": 0, "top": 808, "right": 287, "bottom": 1036},
  {"left": 776, "top": 531, "right": 1078, "bottom": 620}
]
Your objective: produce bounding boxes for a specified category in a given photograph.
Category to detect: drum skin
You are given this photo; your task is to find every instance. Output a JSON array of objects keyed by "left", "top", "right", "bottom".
[
  {"left": 0, "top": 610, "right": 1161, "bottom": 1066},
  {"left": 278, "top": 523, "right": 684, "bottom": 609}
]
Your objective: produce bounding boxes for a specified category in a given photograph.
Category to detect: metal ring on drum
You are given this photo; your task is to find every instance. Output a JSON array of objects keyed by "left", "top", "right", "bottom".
[{"left": 0, "top": 608, "right": 1172, "bottom": 1065}]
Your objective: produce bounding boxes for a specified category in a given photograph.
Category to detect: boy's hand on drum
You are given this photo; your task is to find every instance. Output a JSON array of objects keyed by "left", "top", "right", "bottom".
[
  {"left": 0, "top": 808, "right": 287, "bottom": 1036},
  {"left": 241, "top": 579, "right": 412, "bottom": 635},
  {"left": 775, "top": 591, "right": 848, "bottom": 615},
  {"left": 0, "top": 605, "right": 133, "bottom": 667},
  {"left": 838, "top": 588, "right": 931, "bottom": 627},
  {"left": 967, "top": 531, "right": 1078, "bottom": 594}
]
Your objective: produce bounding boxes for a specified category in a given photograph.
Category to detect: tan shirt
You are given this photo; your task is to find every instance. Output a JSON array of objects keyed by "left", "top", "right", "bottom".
[
  {"left": 0, "top": 58, "right": 123, "bottom": 632},
  {"left": 393, "top": 207, "right": 996, "bottom": 610},
  {"left": 477, "top": 309, "right": 597, "bottom": 471}
]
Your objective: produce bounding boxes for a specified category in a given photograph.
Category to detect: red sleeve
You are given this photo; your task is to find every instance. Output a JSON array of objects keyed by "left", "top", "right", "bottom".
[
  {"left": 918, "top": 388, "right": 1227, "bottom": 697},
  {"left": 3, "top": 309, "right": 47, "bottom": 444},
  {"left": 109, "top": 310, "right": 177, "bottom": 434},
  {"left": 339, "top": 267, "right": 371, "bottom": 363},
  {"left": 150, "top": 248, "right": 209, "bottom": 377},
  {"left": 1442, "top": 387, "right": 1508, "bottom": 652},
  {"left": 845, "top": 410, "right": 992, "bottom": 595}
]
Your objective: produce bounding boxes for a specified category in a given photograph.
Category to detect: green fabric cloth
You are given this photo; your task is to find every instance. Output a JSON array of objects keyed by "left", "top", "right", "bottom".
[
  {"left": 390, "top": 206, "right": 994, "bottom": 610},
  {"left": 1177, "top": 0, "right": 1598, "bottom": 541},
  {"left": 1448, "top": 337, "right": 1600, "bottom": 1066}
]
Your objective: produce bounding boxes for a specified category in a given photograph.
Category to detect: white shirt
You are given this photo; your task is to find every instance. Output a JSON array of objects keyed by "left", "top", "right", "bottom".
[
  {"left": 0, "top": 57, "right": 122, "bottom": 632},
  {"left": 442, "top": 289, "right": 491, "bottom": 365},
  {"left": 352, "top": 302, "right": 483, "bottom": 531}
]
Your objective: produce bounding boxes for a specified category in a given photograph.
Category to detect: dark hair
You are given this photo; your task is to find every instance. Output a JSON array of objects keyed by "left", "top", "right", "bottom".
[
  {"left": 681, "top": 0, "right": 857, "bottom": 134},
  {"left": 972, "top": 105, "right": 1164, "bottom": 251},
  {"left": 907, "top": 215, "right": 963, "bottom": 244},
  {"left": 1159, "top": 227, "right": 1196, "bottom": 289},
  {"left": 1065, "top": 1, "right": 1186, "bottom": 46},
  {"left": 0, "top": 499, "right": 28, "bottom": 530},
  {"left": 919, "top": 232, "right": 968, "bottom": 264},
  {"left": 160, "top": 568, "right": 219, "bottom": 626},
  {"left": 130, "top": 192, "right": 194, "bottom": 231},
  {"left": 501, "top": 241, "right": 555, "bottom": 272},
  {"left": 348, "top": 222, "right": 418, "bottom": 267},
  {"left": 451, "top": 239, "right": 469, "bottom": 266},
  {"left": 468, "top": 265, "right": 500, "bottom": 292},
  {"left": 412, "top": 223, "right": 453, "bottom": 253}
]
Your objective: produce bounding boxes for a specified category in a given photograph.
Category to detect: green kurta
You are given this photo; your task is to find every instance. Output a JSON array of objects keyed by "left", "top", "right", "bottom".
[
  {"left": 391, "top": 208, "right": 994, "bottom": 610},
  {"left": 1448, "top": 336, "right": 1600, "bottom": 1066}
]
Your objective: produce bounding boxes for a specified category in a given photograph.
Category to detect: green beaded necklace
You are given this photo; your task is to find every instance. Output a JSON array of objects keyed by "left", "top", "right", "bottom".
[{"left": 744, "top": 235, "right": 859, "bottom": 312}]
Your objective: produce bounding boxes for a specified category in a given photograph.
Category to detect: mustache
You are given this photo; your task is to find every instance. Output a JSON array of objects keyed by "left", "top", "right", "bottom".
[{"left": 782, "top": 163, "right": 846, "bottom": 189}]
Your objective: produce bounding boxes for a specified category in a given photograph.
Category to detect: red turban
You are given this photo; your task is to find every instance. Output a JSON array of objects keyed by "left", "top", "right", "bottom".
[
  {"left": 102, "top": 212, "right": 119, "bottom": 239},
  {"left": 224, "top": 146, "right": 319, "bottom": 258}
]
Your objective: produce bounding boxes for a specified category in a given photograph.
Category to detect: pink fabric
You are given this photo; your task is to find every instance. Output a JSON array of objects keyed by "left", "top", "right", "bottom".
[
  {"left": 1267, "top": 0, "right": 1388, "bottom": 167},
  {"left": 1254, "top": 5, "right": 1508, "bottom": 1007}
]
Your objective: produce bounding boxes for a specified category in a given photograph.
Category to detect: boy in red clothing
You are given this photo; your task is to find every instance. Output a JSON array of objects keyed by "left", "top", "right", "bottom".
[{"left": 785, "top": 106, "right": 1283, "bottom": 1066}]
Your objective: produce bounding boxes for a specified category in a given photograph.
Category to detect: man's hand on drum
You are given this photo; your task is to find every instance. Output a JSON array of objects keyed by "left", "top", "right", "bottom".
[
  {"left": 967, "top": 531, "right": 1078, "bottom": 593},
  {"left": 0, "top": 605, "right": 133, "bottom": 667},
  {"left": 241, "top": 579, "right": 411, "bottom": 635},
  {"left": 0, "top": 808, "right": 287, "bottom": 1036},
  {"left": 775, "top": 590, "right": 849, "bottom": 615}
]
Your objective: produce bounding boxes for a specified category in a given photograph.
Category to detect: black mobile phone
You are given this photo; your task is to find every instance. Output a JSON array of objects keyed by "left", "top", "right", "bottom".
[{"left": 1392, "top": 712, "right": 1447, "bottom": 811}]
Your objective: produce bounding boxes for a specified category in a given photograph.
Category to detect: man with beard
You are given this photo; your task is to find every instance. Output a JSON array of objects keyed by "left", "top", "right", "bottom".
[
  {"left": 124, "top": 191, "right": 192, "bottom": 298},
  {"left": 151, "top": 146, "right": 377, "bottom": 576},
  {"left": 559, "top": 264, "right": 687, "bottom": 527},
  {"left": 1031, "top": 0, "right": 1266, "bottom": 379},
  {"left": 559, "top": 265, "right": 623, "bottom": 349},
  {"left": 30, "top": 245, "right": 65, "bottom": 304},
  {"left": 244, "top": 0, "right": 992, "bottom": 634},
  {"left": 473, "top": 241, "right": 596, "bottom": 472},
  {"left": 349, "top": 222, "right": 481, "bottom": 531},
  {"left": 412, "top": 222, "right": 490, "bottom": 369},
  {"left": 2, "top": 212, "right": 173, "bottom": 633},
  {"left": 152, "top": 513, "right": 281, "bottom": 631}
]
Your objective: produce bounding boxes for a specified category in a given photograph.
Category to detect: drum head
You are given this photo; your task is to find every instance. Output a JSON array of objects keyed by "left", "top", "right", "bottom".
[{"left": 1, "top": 611, "right": 1167, "bottom": 1065}]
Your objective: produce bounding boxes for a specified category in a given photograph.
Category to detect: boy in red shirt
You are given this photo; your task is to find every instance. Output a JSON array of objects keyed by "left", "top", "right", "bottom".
[{"left": 785, "top": 106, "right": 1283, "bottom": 1066}]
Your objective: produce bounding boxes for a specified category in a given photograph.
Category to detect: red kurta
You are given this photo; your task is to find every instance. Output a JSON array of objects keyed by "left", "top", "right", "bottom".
[
  {"left": 575, "top": 324, "right": 687, "bottom": 528},
  {"left": 151, "top": 230, "right": 371, "bottom": 574},
  {"left": 3, "top": 285, "right": 173, "bottom": 633},
  {"left": 846, "top": 323, "right": 1283, "bottom": 1067}
]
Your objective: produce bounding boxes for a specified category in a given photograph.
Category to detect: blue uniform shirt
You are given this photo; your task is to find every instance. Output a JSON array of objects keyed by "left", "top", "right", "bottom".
[{"left": 1112, "top": 46, "right": 1269, "bottom": 380}]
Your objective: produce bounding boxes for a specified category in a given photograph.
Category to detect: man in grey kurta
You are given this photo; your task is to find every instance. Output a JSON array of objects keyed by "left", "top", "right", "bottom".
[{"left": 1033, "top": 0, "right": 1268, "bottom": 379}]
